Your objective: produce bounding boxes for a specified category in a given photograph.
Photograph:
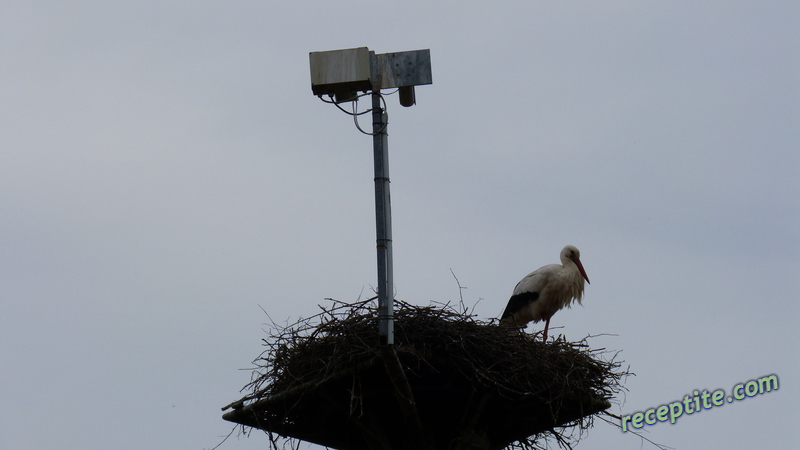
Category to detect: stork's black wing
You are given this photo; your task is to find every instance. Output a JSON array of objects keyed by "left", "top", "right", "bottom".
[{"left": 501, "top": 291, "right": 539, "bottom": 320}]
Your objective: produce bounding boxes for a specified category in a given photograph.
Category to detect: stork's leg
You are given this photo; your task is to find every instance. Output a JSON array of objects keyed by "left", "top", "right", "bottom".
[{"left": 542, "top": 318, "right": 550, "bottom": 342}]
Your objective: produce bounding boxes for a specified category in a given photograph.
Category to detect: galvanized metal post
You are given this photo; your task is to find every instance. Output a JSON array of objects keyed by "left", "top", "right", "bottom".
[
  {"left": 310, "top": 47, "right": 429, "bottom": 347},
  {"left": 372, "top": 91, "right": 394, "bottom": 346}
]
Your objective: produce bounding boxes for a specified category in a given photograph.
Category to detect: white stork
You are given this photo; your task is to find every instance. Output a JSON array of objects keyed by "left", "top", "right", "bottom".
[{"left": 501, "top": 245, "right": 590, "bottom": 341}]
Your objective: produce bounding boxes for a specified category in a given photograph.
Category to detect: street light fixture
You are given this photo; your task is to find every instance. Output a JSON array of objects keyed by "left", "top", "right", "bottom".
[{"left": 309, "top": 47, "right": 432, "bottom": 345}]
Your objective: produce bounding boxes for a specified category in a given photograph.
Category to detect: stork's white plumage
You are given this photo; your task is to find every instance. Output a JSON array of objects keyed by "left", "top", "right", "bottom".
[{"left": 501, "top": 245, "right": 590, "bottom": 341}]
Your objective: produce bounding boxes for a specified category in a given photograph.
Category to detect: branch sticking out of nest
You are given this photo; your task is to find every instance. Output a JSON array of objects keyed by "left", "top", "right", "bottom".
[{"left": 223, "top": 299, "right": 629, "bottom": 450}]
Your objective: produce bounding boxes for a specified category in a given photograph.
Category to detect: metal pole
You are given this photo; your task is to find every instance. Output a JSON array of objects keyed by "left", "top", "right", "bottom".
[{"left": 372, "top": 91, "right": 394, "bottom": 346}]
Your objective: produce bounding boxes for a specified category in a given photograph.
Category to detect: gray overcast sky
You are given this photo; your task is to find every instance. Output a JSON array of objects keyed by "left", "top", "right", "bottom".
[{"left": 1, "top": 1, "right": 798, "bottom": 449}]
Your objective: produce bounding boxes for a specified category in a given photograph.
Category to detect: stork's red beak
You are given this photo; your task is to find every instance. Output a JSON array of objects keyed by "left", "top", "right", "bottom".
[{"left": 574, "top": 257, "right": 590, "bottom": 284}]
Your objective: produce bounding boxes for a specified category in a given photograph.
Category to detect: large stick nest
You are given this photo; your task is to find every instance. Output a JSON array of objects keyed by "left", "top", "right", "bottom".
[{"left": 222, "top": 299, "right": 628, "bottom": 450}]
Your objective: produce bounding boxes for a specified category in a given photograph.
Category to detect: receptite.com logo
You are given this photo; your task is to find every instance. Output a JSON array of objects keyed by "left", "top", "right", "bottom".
[{"left": 620, "top": 374, "right": 779, "bottom": 432}]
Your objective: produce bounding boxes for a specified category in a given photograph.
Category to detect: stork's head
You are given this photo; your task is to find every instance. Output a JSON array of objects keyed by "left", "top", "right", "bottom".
[{"left": 561, "top": 245, "right": 590, "bottom": 284}]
